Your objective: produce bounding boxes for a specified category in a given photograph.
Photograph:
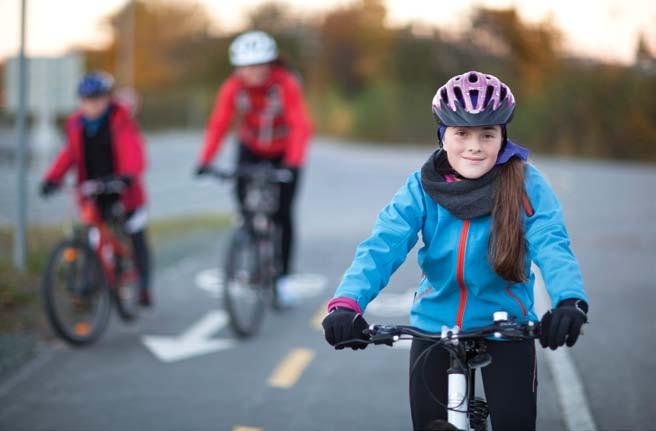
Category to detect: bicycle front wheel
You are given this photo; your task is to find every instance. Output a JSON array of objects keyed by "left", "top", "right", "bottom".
[
  {"left": 223, "top": 227, "right": 269, "bottom": 338},
  {"left": 42, "top": 239, "right": 111, "bottom": 345},
  {"left": 113, "top": 251, "right": 140, "bottom": 322}
]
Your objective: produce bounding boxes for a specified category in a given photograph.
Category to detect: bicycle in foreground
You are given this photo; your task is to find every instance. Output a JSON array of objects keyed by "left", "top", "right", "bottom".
[
  {"left": 202, "top": 164, "right": 292, "bottom": 338},
  {"left": 343, "top": 312, "right": 539, "bottom": 431},
  {"left": 41, "top": 177, "right": 140, "bottom": 345}
]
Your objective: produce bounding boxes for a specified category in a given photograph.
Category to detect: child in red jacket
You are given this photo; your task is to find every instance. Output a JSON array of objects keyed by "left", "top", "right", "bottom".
[
  {"left": 196, "top": 31, "right": 313, "bottom": 286},
  {"left": 40, "top": 72, "right": 153, "bottom": 306}
]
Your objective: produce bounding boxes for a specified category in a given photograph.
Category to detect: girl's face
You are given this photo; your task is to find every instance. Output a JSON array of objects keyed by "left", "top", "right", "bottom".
[
  {"left": 443, "top": 125, "right": 503, "bottom": 179},
  {"left": 235, "top": 64, "right": 272, "bottom": 87}
]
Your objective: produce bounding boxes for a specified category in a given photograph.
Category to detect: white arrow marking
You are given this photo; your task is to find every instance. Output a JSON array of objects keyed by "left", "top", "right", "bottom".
[
  {"left": 367, "top": 288, "right": 415, "bottom": 317},
  {"left": 283, "top": 273, "right": 327, "bottom": 298},
  {"left": 194, "top": 269, "right": 326, "bottom": 301},
  {"left": 195, "top": 268, "right": 225, "bottom": 298},
  {"left": 142, "top": 310, "right": 236, "bottom": 363}
]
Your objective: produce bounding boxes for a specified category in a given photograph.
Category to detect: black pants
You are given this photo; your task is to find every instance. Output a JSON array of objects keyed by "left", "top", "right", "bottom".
[
  {"left": 235, "top": 144, "right": 300, "bottom": 276},
  {"left": 129, "top": 228, "right": 151, "bottom": 291},
  {"left": 409, "top": 338, "right": 537, "bottom": 431}
]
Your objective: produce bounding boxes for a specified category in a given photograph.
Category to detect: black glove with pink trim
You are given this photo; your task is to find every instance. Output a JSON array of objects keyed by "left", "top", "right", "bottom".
[{"left": 322, "top": 307, "right": 369, "bottom": 350}]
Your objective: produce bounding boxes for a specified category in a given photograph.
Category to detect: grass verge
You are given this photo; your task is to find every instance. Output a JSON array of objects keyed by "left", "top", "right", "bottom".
[{"left": 0, "top": 213, "right": 231, "bottom": 334}]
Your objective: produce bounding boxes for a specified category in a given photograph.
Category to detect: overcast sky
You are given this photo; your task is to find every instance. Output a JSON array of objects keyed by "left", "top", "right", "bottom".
[{"left": 1, "top": 0, "right": 655, "bottom": 64}]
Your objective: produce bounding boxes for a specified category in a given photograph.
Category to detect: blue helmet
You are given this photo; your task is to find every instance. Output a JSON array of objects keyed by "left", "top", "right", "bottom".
[{"left": 78, "top": 72, "right": 114, "bottom": 98}]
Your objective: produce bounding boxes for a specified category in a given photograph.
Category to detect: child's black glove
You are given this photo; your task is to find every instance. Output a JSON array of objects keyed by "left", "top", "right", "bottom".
[
  {"left": 195, "top": 165, "right": 211, "bottom": 177},
  {"left": 39, "top": 180, "right": 60, "bottom": 197},
  {"left": 539, "top": 298, "right": 588, "bottom": 350}
]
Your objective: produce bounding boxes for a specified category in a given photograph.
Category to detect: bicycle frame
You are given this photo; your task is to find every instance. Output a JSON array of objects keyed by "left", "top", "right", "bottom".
[
  {"left": 365, "top": 313, "right": 539, "bottom": 431},
  {"left": 207, "top": 164, "right": 290, "bottom": 282},
  {"left": 78, "top": 198, "right": 136, "bottom": 289},
  {"left": 443, "top": 326, "right": 470, "bottom": 430}
]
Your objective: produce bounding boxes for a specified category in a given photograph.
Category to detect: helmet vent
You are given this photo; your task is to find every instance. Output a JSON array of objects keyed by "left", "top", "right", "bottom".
[
  {"left": 500, "top": 85, "right": 508, "bottom": 102},
  {"left": 440, "top": 88, "right": 449, "bottom": 104},
  {"left": 453, "top": 87, "right": 466, "bottom": 108},
  {"left": 468, "top": 73, "right": 478, "bottom": 83},
  {"left": 483, "top": 86, "right": 494, "bottom": 107},
  {"left": 469, "top": 89, "right": 479, "bottom": 108}
]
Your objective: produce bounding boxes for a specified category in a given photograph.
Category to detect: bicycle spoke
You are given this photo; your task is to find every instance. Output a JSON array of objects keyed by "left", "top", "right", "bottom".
[{"left": 42, "top": 241, "right": 111, "bottom": 345}]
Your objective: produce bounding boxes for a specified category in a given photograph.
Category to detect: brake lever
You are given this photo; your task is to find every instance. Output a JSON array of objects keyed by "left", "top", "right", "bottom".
[
  {"left": 365, "top": 325, "right": 398, "bottom": 346},
  {"left": 369, "top": 333, "right": 395, "bottom": 346}
]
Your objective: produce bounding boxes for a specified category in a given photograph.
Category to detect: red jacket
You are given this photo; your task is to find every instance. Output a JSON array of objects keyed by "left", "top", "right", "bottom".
[
  {"left": 44, "top": 103, "right": 147, "bottom": 211},
  {"left": 199, "top": 66, "right": 313, "bottom": 167}
]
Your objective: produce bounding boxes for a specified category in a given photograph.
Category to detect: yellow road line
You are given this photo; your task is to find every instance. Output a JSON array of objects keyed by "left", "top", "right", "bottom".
[
  {"left": 268, "top": 348, "right": 316, "bottom": 389},
  {"left": 311, "top": 301, "right": 329, "bottom": 331},
  {"left": 232, "top": 427, "right": 262, "bottom": 431}
]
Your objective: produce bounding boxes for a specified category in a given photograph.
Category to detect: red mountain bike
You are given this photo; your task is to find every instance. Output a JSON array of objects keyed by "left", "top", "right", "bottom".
[{"left": 41, "top": 178, "right": 140, "bottom": 345}]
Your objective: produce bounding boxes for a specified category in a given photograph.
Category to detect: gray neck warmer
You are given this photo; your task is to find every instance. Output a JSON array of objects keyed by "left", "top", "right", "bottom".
[{"left": 420, "top": 149, "right": 500, "bottom": 220}]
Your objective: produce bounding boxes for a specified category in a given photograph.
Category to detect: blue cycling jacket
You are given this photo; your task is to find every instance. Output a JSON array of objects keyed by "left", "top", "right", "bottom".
[{"left": 333, "top": 163, "right": 588, "bottom": 332}]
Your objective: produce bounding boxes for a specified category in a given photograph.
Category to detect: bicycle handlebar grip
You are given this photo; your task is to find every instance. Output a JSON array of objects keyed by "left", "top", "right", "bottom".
[
  {"left": 275, "top": 169, "right": 294, "bottom": 183},
  {"left": 80, "top": 181, "right": 101, "bottom": 197}
]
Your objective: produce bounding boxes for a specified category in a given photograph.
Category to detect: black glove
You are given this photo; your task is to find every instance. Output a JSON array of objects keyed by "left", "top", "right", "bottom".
[
  {"left": 539, "top": 299, "right": 588, "bottom": 350},
  {"left": 39, "top": 180, "right": 60, "bottom": 197},
  {"left": 321, "top": 307, "right": 369, "bottom": 350},
  {"left": 195, "top": 165, "right": 211, "bottom": 177}
]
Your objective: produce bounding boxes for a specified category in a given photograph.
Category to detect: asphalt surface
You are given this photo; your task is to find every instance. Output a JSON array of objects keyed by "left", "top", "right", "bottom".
[{"left": 1, "top": 132, "right": 655, "bottom": 430}]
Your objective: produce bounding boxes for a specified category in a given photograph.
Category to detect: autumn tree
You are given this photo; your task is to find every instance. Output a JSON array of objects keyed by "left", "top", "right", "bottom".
[
  {"left": 107, "top": 0, "right": 212, "bottom": 91},
  {"left": 469, "top": 7, "right": 561, "bottom": 95},
  {"left": 319, "top": 0, "right": 391, "bottom": 96}
]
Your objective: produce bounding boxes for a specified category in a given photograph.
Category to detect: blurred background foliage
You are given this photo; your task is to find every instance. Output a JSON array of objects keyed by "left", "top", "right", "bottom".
[{"left": 47, "top": 0, "right": 656, "bottom": 160}]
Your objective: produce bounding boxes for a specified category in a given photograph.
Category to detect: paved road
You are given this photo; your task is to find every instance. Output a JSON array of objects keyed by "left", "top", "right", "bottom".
[{"left": 1, "top": 132, "right": 655, "bottom": 430}]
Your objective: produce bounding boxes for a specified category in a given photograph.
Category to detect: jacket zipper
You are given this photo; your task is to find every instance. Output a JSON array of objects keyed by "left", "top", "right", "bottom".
[
  {"left": 455, "top": 220, "right": 471, "bottom": 328},
  {"left": 505, "top": 285, "right": 528, "bottom": 317}
]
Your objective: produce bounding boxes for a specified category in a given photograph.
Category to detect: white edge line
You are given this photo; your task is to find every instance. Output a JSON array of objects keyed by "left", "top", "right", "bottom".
[{"left": 533, "top": 266, "right": 597, "bottom": 431}]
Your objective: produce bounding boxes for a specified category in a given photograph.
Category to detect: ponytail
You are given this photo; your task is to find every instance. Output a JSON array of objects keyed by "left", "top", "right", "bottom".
[{"left": 490, "top": 157, "right": 528, "bottom": 282}]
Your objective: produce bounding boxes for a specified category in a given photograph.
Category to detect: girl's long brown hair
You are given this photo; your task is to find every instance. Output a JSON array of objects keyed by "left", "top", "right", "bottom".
[{"left": 490, "top": 157, "right": 528, "bottom": 282}]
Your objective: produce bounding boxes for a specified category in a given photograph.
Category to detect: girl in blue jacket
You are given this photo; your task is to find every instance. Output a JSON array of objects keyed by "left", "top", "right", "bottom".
[{"left": 321, "top": 71, "right": 589, "bottom": 430}]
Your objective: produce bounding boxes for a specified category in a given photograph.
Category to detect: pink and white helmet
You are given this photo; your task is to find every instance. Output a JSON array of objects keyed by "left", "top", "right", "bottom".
[{"left": 432, "top": 71, "right": 516, "bottom": 126}]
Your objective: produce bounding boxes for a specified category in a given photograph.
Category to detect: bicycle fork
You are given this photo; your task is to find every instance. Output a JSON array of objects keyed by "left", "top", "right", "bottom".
[{"left": 447, "top": 357, "right": 469, "bottom": 430}]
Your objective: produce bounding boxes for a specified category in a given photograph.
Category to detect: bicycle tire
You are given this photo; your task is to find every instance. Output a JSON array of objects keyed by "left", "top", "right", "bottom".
[
  {"left": 468, "top": 397, "right": 489, "bottom": 431},
  {"left": 112, "top": 233, "right": 140, "bottom": 322},
  {"left": 223, "top": 227, "right": 269, "bottom": 338},
  {"left": 42, "top": 239, "right": 111, "bottom": 346},
  {"left": 268, "top": 224, "right": 285, "bottom": 311}
]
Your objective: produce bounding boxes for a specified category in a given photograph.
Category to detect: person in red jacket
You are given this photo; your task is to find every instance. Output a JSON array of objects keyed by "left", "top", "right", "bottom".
[
  {"left": 196, "top": 31, "right": 313, "bottom": 287},
  {"left": 40, "top": 72, "right": 153, "bottom": 306}
]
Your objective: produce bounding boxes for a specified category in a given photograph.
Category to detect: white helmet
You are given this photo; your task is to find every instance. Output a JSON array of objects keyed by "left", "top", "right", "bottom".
[{"left": 229, "top": 31, "right": 278, "bottom": 67}]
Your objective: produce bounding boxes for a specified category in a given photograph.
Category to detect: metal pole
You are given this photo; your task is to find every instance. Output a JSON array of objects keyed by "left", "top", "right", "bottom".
[
  {"left": 117, "top": 0, "right": 135, "bottom": 87},
  {"left": 126, "top": 0, "right": 135, "bottom": 88},
  {"left": 13, "top": 0, "right": 28, "bottom": 272}
]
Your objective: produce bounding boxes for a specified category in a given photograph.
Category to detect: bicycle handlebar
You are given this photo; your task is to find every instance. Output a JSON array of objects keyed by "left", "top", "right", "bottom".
[
  {"left": 204, "top": 165, "right": 293, "bottom": 184},
  {"left": 363, "top": 317, "right": 540, "bottom": 347},
  {"left": 59, "top": 177, "right": 130, "bottom": 198}
]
